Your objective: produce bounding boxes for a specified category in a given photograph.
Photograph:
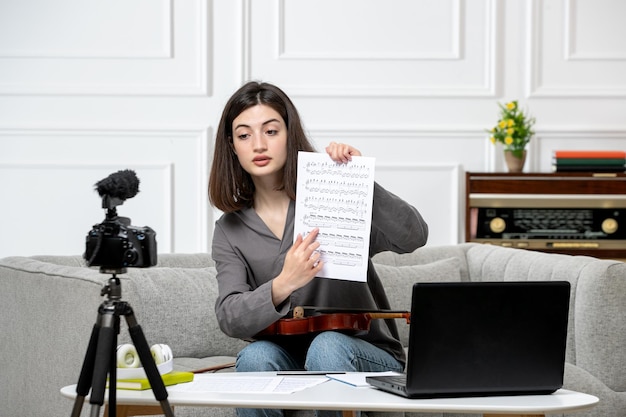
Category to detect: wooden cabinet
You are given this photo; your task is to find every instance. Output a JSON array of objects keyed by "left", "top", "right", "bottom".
[{"left": 465, "top": 172, "right": 626, "bottom": 259}]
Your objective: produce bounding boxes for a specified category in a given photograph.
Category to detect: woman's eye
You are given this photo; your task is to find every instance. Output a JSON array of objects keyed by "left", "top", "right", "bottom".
[
  {"left": 237, "top": 133, "right": 250, "bottom": 140},
  {"left": 266, "top": 129, "right": 277, "bottom": 136}
]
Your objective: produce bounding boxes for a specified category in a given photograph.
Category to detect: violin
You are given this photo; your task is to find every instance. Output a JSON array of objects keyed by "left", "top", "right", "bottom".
[{"left": 256, "top": 306, "right": 410, "bottom": 337}]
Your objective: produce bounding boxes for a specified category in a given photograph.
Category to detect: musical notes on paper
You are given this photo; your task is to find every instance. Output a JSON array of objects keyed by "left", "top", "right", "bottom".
[
  {"left": 301, "top": 214, "right": 366, "bottom": 231},
  {"left": 294, "top": 152, "right": 375, "bottom": 282},
  {"left": 304, "top": 179, "right": 369, "bottom": 197},
  {"left": 315, "top": 232, "right": 365, "bottom": 249},
  {"left": 303, "top": 162, "right": 372, "bottom": 179},
  {"left": 302, "top": 196, "right": 368, "bottom": 217}
]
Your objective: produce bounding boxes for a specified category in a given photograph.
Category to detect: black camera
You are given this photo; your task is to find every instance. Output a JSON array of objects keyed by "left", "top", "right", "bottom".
[{"left": 84, "top": 170, "right": 157, "bottom": 271}]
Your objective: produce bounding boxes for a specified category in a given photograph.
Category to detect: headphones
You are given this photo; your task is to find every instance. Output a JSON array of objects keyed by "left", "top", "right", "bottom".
[{"left": 116, "top": 343, "right": 173, "bottom": 368}]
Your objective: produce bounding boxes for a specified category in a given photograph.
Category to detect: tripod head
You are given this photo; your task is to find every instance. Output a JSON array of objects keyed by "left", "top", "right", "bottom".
[{"left": 100, "top": 272, "right": 125, "bottom": 302}]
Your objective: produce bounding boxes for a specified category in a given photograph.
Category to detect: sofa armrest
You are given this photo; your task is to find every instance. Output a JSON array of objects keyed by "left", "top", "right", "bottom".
[
  {"left": 0, "top": 255, "right": 247, "bottom": 417},
  {"left": 575, "top": 261, "right": 626, "bottom": 392},
  {"left": 464, "top": 244, "right": 626, "bottom": 395},
  {"left": 0, "top": 256, "right": 108, "bottom": 417}
]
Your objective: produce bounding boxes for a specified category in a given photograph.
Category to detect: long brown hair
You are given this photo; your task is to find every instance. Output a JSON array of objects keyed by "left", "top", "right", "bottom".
[{"left": 209, "top": 81, "right": 316, "bottom": 213}]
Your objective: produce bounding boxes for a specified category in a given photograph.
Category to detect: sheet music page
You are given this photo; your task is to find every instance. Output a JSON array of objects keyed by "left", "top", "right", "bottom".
[
  {"left": 294, "top": 151, "right": 375, "bottom": 282},
  {"left": 168, "top": 374, "right": 328, "bottom": 394}
]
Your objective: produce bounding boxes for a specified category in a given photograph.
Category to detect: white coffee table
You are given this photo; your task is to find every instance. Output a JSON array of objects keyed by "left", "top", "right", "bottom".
[{"left": 60, "top": 372, "right": 599, "bottom": 417}]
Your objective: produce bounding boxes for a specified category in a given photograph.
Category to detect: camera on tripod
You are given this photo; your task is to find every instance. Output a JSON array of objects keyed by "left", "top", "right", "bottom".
[
  {"left": 73, "top": 170, "right": 173, "bottom": 417},
  {"left": 84, "top": 169, "right": 157, "bottom": 271}
]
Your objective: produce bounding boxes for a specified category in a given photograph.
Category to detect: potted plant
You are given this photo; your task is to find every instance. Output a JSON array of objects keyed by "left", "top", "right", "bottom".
[{"left": 488, "top": 101, "right": 536, "bottom": 172}]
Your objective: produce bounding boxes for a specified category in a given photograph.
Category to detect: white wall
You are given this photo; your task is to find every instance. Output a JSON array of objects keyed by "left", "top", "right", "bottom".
[{"left": 1, "top": 0, "right": 625, "bottom": 258}]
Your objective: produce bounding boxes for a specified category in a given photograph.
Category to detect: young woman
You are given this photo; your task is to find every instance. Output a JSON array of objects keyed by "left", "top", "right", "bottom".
[{"left": 208, "top": 81, "right": 428, "bottom": 417}]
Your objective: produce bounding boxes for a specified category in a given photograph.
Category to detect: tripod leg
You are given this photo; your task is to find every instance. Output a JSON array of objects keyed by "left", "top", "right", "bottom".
[
  {"left": 108, "top": 329, "right": 118, "bottom": 417},
  {"left": 125, "top": 311, "right": 175, "bottom": 417},
  {"left": 71, "top": 323, "right": 100, "bottom": 417},
  {"left": 89, "top": 312, "right": 117, "bottom": 416}
]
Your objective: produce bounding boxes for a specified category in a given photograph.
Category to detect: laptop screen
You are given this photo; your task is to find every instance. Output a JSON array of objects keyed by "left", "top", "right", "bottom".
[{"left": 404, "top": 281, "right": 570, "bottom": 397}]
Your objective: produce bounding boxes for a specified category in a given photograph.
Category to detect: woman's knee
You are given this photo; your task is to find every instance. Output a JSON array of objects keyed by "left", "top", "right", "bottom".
[
  {"left": 305, "top": 332, "right": 356, "bottom": 371},
  {"left": 305, "top": 331, "right": 403, "bottom": 373}
]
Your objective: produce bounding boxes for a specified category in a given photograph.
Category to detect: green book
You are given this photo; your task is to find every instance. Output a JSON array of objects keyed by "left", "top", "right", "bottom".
[
  {"left": 553, "top": 157, "right": 625, "bottom": 166},
  {"left": 110, "top": 371, "right": 194, "bottom": 391}
]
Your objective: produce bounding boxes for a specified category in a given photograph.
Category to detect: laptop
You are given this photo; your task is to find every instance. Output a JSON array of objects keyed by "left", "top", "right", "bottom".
[{"left": 367, "top": 281, "right": 570, "bottom": 398}]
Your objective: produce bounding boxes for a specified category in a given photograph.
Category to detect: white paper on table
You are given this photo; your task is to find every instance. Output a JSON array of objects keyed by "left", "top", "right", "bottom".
[
  {"left": 168, "top": 374, "right": 329, "bottom": 394},
  {"left": 294, "top": 152, "right": 375, "bottom": 282}
]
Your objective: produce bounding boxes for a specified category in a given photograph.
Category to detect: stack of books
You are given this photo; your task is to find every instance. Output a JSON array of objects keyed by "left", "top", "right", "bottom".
[{"left": 552, "top": 150, "right": 626, "bottom": 173}]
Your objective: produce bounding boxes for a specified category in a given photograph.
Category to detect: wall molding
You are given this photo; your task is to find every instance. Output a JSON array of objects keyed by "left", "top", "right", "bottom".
[
  {"left": 376, "top": 163, "right": 462, "bottom": 244},
  {"left": 276, "top": 0, "right": 462, "bottom": 61},
  {"left": 526, "top": 0, "right": 626, "bottom": 98},
  {"left": 0, "top": 0, "right": 210, "bottom": 97},
  {"left": 564, "top": 0, "right": 626, "bottom": 61},
  {"left": 243, "top": 0, "right": 498, "bottom": 98},
  {"left": 309, "top": 125, "right": 490, "bottom": 138},
  {"left": 0, "top": 126, "right": 212, "bottom": 254},
  {"left": 0, "top": 1, "right": 173, "bottom": 59},
  {"left": 0, "top": 161, "right": 174, "bottom": 257}
]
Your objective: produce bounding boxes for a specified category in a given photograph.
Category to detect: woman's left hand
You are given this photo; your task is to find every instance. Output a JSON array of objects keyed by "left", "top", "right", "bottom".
[{"left": 325, "top": 142, "right": 362, "bottom": 163}]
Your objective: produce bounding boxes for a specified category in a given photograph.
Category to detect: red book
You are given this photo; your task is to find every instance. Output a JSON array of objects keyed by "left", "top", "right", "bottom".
[{"left": 553, "top": 150, "right": 626, "bottom": 159}]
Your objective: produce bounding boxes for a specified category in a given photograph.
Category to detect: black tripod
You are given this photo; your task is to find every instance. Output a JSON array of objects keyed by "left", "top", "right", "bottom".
[{"left": 70, "top": 268, "right": 175, "bottom": 417}]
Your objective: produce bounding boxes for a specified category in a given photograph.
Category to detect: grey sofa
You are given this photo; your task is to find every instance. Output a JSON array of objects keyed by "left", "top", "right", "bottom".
[{"left": 1, "top": 243, "right": 624, "bottom": 417}]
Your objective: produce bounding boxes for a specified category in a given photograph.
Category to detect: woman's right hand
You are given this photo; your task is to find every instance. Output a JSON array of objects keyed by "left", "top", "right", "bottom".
[{"left": 271, "top": 228, "right": 324, "bottom": 306}]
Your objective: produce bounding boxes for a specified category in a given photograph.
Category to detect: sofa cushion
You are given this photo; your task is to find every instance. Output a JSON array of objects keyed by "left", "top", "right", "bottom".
[
  {"left": 174, "top": 356, "right": 236, "bottom": 373},
  {"left": 117, "top": 266, "right": 248, "bottom": 359},
  {"left": 374, "top": 257, "right": 463, "bottom": 346},
  {"left": 372, "top": 244, "right": 470, "bottom": 281},
  {"left": 155, "top": 253, "right": 215, "bottom": 268}
]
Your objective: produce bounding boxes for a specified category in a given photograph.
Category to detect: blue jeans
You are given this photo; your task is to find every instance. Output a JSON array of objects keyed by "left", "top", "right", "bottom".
[{"left": 235, "top": 331, "right": 404, "bottom": 417}]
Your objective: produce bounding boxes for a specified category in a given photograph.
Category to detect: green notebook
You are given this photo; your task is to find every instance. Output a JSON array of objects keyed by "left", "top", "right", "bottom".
[{"left": 110, "top": 370, "right": 194, "bottom": 391}]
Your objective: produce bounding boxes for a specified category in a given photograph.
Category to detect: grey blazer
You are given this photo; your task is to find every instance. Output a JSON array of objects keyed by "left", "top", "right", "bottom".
[{"left": 212, "top": 182, "right": 428, "bottom": 366}]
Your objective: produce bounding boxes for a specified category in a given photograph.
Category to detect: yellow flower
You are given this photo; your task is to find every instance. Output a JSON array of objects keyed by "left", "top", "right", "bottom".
[{"left": 486, "top": 100, "right": 535, "bottom": 152}]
